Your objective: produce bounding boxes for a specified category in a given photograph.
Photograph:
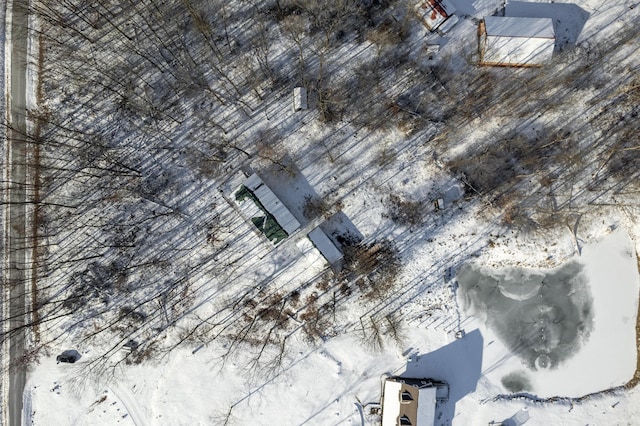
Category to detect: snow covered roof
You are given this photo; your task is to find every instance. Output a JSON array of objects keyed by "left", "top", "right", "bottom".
[
  {"left": 382, "top": 379, "right": 439, "bottom": 426},
  {"left": 480, "top": 17, "right": 555, "bottom": 66},
  {"left": 417, "top": 387, "right": 437, "bottom": 425},
  {"left": 484, "top": 16, "right": 555, "bottom": 39},
  {"left": 293, "top": 87, "right": 307, "bottom": 111},
  {"left": 382, "top": 380, "right": 403, "bottom": 426},
  {"left": 414, "top": 0, "right": 456, "bottom": 31},
  {"left": 243, "top": 174, "right": 301, "bottom": 235},
  {"left": 307, "top": 227, "right": 342, "bottom": 265}
]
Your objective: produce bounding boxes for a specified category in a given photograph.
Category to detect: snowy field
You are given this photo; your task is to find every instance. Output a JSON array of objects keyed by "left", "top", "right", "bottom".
[
  {"left": 25, "top": 229, "right": 640, "bottom": 424},
  {"left": 9, "top": 0, "right": 640, "bottom": 425}
]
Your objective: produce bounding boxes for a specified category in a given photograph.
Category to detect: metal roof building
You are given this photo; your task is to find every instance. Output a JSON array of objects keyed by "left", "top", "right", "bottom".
[
  {"left": 479, "top": 16, "right": 555, "bottom": 67},
  {"left": 243, "top": 174, "right": 301, "bottom": 235},
  {"left": 307, "top": 227, "right": 343, "bottom": 266}
]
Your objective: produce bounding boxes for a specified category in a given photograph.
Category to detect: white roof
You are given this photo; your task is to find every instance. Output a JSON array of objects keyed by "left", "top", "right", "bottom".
[
  {"left": 293, "top": 87, "right": 307, "bottom": 111},
  {"left": 481, "top": 17, "right": 555, "bottom": 66},
  {"left": 382, "top": 380, "right": 437, "bottom": 426},
  {"left": 484, "top": 16, "right": 555, "bottom": 39},
  {"left": 417, "top": 387, "right": 437, "bottom": 426},
  {"left": 381, "top": 380, "right": 402, "bottom": 426},
  {"left": 243, "top": 174, "right": 301, "bottom": 235},
  {"left": 307, "top": 227, "right": 342, "bottom": 264}
]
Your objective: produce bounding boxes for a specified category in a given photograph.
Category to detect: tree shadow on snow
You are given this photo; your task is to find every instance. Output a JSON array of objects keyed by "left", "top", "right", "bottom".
[
  {"left": 320, "top": 211, "right": 364, "bottom": 249},
  {"left": 400, "top": 329, "right": 483, "bottom": 425},
  {"left": 254, "top": 155, "right": 325, "bottom": 226}
]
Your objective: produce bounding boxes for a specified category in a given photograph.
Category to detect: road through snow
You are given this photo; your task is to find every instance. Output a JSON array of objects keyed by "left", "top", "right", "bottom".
[{"left": 4, "top": 1, "right": 30, "bottom": 425}]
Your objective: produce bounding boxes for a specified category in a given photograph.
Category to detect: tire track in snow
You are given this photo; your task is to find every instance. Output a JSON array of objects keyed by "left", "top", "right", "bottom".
[{"left": 109, "top": 383, "right": 146, "bottom": 426}]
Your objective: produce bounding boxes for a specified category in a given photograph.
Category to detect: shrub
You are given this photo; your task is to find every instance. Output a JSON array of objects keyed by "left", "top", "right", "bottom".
[
  {"left": 386, "top": 194, "right": 424, "bottom": 226},
  {"left": 343, "top": 240, "right": 401, "bottom": 300},
  {"left": 302, "top": 195, "right": 330, "bottom": 220}
]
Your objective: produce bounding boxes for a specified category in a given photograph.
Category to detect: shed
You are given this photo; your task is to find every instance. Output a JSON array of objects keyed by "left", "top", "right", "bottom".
[
  {"left": 293, "top": 87, "right": 308, "bottom": 111},
  {"left": 381, "top": 377, "right": 449, "bottom": 426},
  {"left": 414, "top": 0, "right": 457, "bottom": 32},
  {"left": 478, "top": 16, "right": 555, "bottom": 67},
  {"left": 243, "top": 174, "right": 301, "bottom": 235},
  {"left": 307, "top": 226, "right": 343, "bottom": 265}
]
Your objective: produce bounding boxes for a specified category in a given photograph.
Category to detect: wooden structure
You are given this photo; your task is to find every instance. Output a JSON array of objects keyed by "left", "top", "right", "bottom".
[
  {"left": 414, "top": 0, "right": 458, "bottom": 33},
  {"left": 478, "top": 16, "right": 555, "bottom": 67}
]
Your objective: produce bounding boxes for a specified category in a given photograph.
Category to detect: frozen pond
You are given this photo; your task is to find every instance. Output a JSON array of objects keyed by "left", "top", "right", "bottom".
[
  {"left": 457, "top": 230, "right": 640, "bottom": 397},
  {"left": 458, "top": 261, "right": 593, "bottom": 373}
]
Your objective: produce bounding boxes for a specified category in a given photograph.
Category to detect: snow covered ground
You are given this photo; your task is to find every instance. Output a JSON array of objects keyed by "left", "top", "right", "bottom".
[
  {"left": 16, "top": 0, "right": 640, "bottom": 425},
  {"left": 23, "top": 228, "right": 640, "bottom": 424}
]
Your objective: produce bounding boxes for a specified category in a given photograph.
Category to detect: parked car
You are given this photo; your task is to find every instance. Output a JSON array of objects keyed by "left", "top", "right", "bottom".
[{"left": 56, "top": 351, "right": 79, "bottom": 364}]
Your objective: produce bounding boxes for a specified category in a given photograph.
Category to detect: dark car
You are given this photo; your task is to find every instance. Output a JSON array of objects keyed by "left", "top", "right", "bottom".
[{"left": 56, "top": 350, "right": 79, "bottom": 364}]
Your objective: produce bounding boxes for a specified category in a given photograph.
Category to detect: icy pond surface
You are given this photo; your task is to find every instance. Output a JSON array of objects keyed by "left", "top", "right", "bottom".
[
  {"left": 457, "top": 230, "right": 640, "bottom": 397},
  {"left": 458, "top": 261, "right": 594, "bottom": 373}
]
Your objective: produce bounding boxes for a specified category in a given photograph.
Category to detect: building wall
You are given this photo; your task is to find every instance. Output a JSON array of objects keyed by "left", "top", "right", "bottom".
[{"left": 482, "top": 35, "right": 554, "bottom": 66}]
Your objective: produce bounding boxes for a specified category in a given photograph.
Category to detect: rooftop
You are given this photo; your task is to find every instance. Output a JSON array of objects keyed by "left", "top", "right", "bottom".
[{"left": 484, "top": 16, "right": 555, "bottom": 39}]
